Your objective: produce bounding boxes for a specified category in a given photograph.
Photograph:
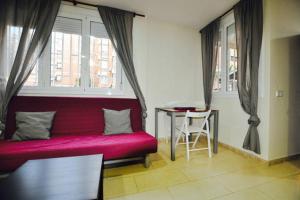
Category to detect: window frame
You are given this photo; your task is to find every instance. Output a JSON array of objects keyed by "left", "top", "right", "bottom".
[
  {"left": 85, "top": 16, "right": 123, "bottom": 95},
  {"left": 213, "top": 12, "right": 238, "bottom": 97},
  {"left": 19, "top": 4, "right": 124, "bottom": 97}
]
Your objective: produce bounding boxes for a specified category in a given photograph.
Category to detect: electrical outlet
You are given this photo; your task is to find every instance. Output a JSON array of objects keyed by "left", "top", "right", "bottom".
[{"left": 275, "top": 90, "right": 284, "bottom": 97}]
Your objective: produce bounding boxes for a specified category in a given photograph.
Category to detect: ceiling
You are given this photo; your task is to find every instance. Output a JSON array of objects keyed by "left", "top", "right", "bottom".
[{"left": 76, "top": 0, "right": 239, "bottom": 29}]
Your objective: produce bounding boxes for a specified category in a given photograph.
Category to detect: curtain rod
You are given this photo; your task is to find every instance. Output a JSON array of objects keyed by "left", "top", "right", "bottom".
[
  {"left": 218, "top": 7, "right": 234, "bottom": 20},
  {"left": 63, "top": 0, "right": 146, "bottom": 17},
  {"left": 200, "top": 6, "right": 234, "bottom": 32}
]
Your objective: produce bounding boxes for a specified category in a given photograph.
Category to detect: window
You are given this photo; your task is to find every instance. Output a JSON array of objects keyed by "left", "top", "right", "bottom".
[
  {"left": 226, "top": 23, "right": 237, "bottom": 92},
  {"left": 6, "top": 26, "right": 39, "bottom": 87},
  {"left": 51, "top": 17, "right": 82, "bottom": 88},
  {"left": 90, "top": 22, "right": 117, "bottom": 89},
  {"left": 213, "top": 13, "right": 238, "bottom": 94},
  {"left": 9, "top": 5, "right": 123, "bottom": 96},
  {"left": 213, "top": 32, "right": 222, "bottom": 92},
  {"left": 25, "top": 65, "right": 38, "bottom": 86}
]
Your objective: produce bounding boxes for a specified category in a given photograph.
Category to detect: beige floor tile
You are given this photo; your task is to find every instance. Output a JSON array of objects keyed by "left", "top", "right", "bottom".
[
  {"left": 181, "top": 162, "right": 230, "bottom": 181},
  {"left": 182, "top": 153, "right": 261, "bottom": 180},
  {"left": 255, "top": 173, "right": 300, "bottom": 200},
  {"left": 103, "top": 142, "right": 300, "bottom": 200},
  {"left": 104, "top": 163, "right": 154, "bottom": 178},
  {"left": 214, "top": 168, "right": 275, "bottom": 192},
  {"left": 104, "top": 176, "right": 138, "bottom": 199},
  {"left": 134, "top": 168, "right": 189, "bottom": 192},
  {"left": 107, "top": 188, "right": 173, "bottom": 200},
  {"left": 289, "top": 158, "right": 300, "bottom": 168},
  {"left": 180, "top": 152, "right": 259, "bottom": 180},
  {"left": 104, "top": 152, "right": 173, "bottom": 178},
  {"left": 150, "top": 158, "right": 171, "bottom": 169},
  {"left": 168, "top": 177, "right": 232, "bottom": 200},
  {"left": 251, "top": 162, "right": 300, "bottom": 179},
  {"left": 213, "top": 188, "right": 272, "bottom": 200}
]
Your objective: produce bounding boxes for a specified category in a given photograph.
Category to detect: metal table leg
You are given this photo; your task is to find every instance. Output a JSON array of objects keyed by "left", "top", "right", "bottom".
[
  {"left": 170, "top": 112, "right": 176, "bottom": 161},
  {"left": 155, "top": 108, "right": 159, "bottom": 139},
  {"left": 213, "top": 110, "right": 219, "bottom": 153}
]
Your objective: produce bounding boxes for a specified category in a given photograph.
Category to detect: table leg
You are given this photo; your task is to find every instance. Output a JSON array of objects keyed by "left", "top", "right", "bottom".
[
  {"left": 155, "top": 108, "right": 159, "bottom": 139},
  {"left": 171, "top": 112, "right": 176, "bottom": 161},
  {"left": 97, "top": 160, "right": 104, "bottom": 200},
  {"left": 213, "top": 110, "right": 219, "bottom": 153}
]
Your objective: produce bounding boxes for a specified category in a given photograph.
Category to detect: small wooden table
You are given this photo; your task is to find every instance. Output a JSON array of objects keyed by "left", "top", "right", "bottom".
[
  {"left": 155, "top": 108, "right": 219, "bottom": 161},
  {"left": 0, "top": 154, "right": 104, "bottom": 200}
]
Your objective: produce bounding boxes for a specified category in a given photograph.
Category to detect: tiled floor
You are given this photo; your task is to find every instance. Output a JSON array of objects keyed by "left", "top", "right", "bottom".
[{"left": 104, "top": 141, "right": 300, "bottom": 200}]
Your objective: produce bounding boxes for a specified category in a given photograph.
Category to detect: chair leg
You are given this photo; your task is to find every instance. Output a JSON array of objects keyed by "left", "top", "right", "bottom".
[
  {"left": 192, "top": 133, "right": 201, "bottom": 148},
  {"left": 175, "top": 132, "right": 182, "bottom": 147},
  {"left": 185, "top": 134, "right": 190, "bottom": 160}
]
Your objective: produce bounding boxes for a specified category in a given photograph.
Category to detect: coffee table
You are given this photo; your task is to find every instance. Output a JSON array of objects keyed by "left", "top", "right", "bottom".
[{"left": 0, "top": 154, "right": 103, "bottom": 200}]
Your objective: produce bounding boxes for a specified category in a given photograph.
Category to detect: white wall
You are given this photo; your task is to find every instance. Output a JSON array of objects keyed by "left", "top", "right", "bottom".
[
  {"left": 265, "top": 0, "right": 300, "bottom": 160},
  {"left": 132, "top": 0, "right": 300, "bottom": 161},
  {"left": 212, "top": 0, "right": 300, "bottom": 161},
  {"left": 122, "top": 0, "right": 300, "bottom": 161},
  {"left": 211, "top": 87, "right": 269, "bottom": 160},
  {"left": 210, "top": 6, "right": 270, "bottom": 160},
  {"left": 132, "top": 17, "right": 203, "bottom": 136}
]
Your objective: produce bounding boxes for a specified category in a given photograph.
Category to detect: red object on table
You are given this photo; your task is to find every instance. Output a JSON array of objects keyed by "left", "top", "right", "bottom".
[{"left": 173, "top": 107, "right": 196, "bottom": 111}]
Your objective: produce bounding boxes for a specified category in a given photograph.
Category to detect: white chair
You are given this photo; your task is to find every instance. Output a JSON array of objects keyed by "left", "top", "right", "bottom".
[{"left": 175, "top": 110, "right": 212, "bottom": 160}]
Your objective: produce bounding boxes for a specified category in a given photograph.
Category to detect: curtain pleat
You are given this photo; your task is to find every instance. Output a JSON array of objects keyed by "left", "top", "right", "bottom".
[
  {"left": 97, "top": 6, "right": 147, "bottom": 130},
  {"left": 0, "top": 0, "right": 61, "bottom": 133},
  {"left": 200, "top": 20, "right": 220, "bottom": 109},
  {"left": 234, "top": 0, "right": 263, "bottom": 154}
]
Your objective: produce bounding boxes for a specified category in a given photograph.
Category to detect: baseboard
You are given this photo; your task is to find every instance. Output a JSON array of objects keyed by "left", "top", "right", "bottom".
[
  {"left": 218, "top": 142, "right": 266, "bottom": 163},
  {"left": 267, "top": 154, "right": 300, "bottom": 166},
  {"left": 158, "top": 136, "right": 300, "bottom": 166},
  {"left": 158, "top": 136, "right": 266, "bottom": 163}
]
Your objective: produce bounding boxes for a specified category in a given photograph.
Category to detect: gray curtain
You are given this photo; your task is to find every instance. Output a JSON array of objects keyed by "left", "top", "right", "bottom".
[
  {"left": 0, "top": 0, "right": 61, "bottom": 132},
  {"left": 97, "top": 6, "right": 147, "bottom": 130},
  {"left": 200, "top": 20, "right": 220, "bottom": 109},
  {"left": 234, "top": 0, "right": 263, "bottom": 154}
]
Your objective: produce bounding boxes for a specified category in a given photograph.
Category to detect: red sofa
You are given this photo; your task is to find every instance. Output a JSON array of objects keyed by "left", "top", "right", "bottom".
[{"left": 0, "top": 96, "right": 157, "bottom": 172}]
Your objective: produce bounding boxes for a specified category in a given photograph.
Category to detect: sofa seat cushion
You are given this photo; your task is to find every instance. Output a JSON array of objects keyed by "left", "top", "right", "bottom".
[{"left": 0, "top": 131, "right": 157, "bottom": 172}]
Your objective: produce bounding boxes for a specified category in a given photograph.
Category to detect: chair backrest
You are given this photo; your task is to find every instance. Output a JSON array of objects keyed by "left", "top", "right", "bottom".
[
  {"left": 185, "top": 110, "right": 211, "bottom": 119},
  {"left": 181, "top": 110, "right": 211, "bottom": 132}
]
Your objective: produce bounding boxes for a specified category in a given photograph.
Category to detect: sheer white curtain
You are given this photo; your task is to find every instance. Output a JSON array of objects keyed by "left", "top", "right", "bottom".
[{"left": 0, "top": 0, "right": 61, "bottom": 134}]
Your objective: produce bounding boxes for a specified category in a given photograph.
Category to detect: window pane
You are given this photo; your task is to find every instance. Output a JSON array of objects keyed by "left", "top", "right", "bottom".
[
  {"left": 90, "top": 22, "right": 117, "bottom": 89},
  {"left": 213, "top": 32, "right": 222, "bottom": 92},
  {"left": 24, "top": 64, "right": 38, "bottom": 86},
  {"left": 50, "top": 17, "right": 82, "bottom": 87},
  {"left": 7, "top": 26, "right": 38, "bottom": 86},
  {"left": 226, "top": 23, "right": 237, "bottom": 92}
]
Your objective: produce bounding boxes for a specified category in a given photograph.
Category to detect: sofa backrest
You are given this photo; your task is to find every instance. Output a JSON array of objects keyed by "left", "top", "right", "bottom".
[{"left": 4, "top": 96, "right": 142, "bottom": 139}]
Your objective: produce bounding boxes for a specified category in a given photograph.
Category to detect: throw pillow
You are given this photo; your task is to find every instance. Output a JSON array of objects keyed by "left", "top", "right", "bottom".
[
  {"left": 103, "top": 109, "right": 133, "bottom": 134},
  {"left": 12, "top": 112, "right": 56, "bottom": 141}
]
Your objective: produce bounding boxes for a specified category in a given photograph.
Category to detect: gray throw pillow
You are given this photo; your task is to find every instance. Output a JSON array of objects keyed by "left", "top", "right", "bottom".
[
  {"left": 12, "top": 112, "right": 56, "bottom": 141},
  {"left": 103, "top": 109, "right": 133, "bottom": 134}
]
